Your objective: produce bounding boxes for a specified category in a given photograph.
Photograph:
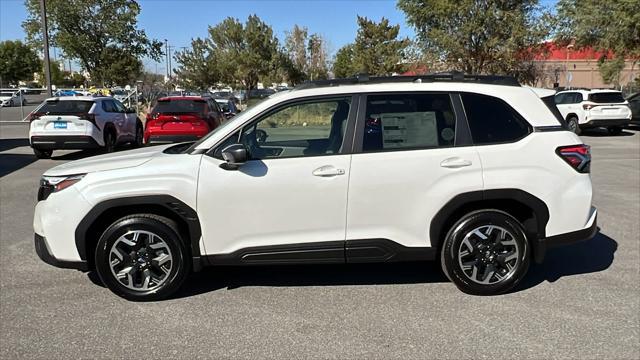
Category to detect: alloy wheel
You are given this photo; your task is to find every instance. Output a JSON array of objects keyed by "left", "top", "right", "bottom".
[
  {"left": 108, "top": 230, "right": 173, "bottom": 292},
  {"left": 457, "top": 225, "right": 521, "bottom": 285}
]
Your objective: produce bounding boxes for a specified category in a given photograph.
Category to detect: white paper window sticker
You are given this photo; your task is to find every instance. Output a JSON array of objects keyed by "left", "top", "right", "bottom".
[{"left": 380, "top": 111, "right": 438, "bottom": 149}]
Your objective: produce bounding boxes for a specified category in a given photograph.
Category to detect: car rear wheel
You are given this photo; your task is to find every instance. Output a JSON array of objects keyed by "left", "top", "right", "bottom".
[
  {"left": 134, "top": 121, "right": 144, "bottom": 147},
  {"left": 33, "top": 148, "right": 52, "bottom": 159},
  {"left": 441, "top": 210, "right": 530, "bottom": 295},
  {"left": 607, "top": 126, "right": 623, "bottom": 135},
  {"left": 567, "top": 116, "right": 580, "bottom": 134},
  {"left": 103, "top": 130, "right": 116, "bottom": 153},
  {"left": 94, "top": 214, "right": 190, "bottom": 301}
]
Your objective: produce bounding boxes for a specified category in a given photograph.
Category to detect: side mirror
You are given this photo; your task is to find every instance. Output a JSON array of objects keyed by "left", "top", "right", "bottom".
[{"left": 220, "top": 143, "right": 248, "bottom": 170}]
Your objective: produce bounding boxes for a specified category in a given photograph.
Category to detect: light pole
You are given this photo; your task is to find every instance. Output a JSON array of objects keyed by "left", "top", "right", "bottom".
[{"left": 40, "top": 0, "right": 52, "bottom": 97}]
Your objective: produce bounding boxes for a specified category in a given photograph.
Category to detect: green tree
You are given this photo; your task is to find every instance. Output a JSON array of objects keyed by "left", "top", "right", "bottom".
[
  {"left": 283, "top": 25, "right": 329, "bottom": 83},
  {"left": 331, "top": 17, "right": 409, "bottom": 78},
  {"left": 352, "top": 16, "right": 410, "bottom": 76},
  {"left": 555, "top": 0, "right": 640, "bottom": 86},
  {"left": 398, "top": 0, "right": 549, "bottom": 78},
  {"left": 174, "top": 38, "right": 220, "bottom": 90},
  {"left": 22, "top": 0, "right": 162, "bottom": 85},
  {"left": 208, "top": 15, "right": 280, "bottom": 91},
  {"left": 332, "top": 44, "right": 358, "bottom": 78},
  {"left": 0, "top": 40, "right": 40, "bottom": 86},
  {"left": 98, "top": 46, "right": 143, "bottom": 86}
]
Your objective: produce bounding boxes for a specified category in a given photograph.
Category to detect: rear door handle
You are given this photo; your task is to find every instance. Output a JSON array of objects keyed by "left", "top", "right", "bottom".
[
  {"left": 313, "top": 165, "right": 345, "bottom": 177},
  {"left": 440, "top": 157, "right": 472, "bottom": 168}
]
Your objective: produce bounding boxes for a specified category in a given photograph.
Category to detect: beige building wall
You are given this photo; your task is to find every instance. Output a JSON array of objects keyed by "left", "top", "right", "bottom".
[{"left": 535, "top": 59, "right": 638, "bottom": 89}]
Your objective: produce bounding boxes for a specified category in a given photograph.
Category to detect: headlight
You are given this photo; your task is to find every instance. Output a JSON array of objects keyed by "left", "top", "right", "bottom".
[{"left": 38, "top": 174, "right": 85, "bottom": 201}]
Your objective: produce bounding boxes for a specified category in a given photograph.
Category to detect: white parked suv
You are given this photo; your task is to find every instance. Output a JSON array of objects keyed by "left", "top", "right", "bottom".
[
  {"left": 29, "top": 96, "right": 144, "bottom": 158},
  {"left": 555, "top": 89, "right": 632, "bottom": 135},
  {"left": 33, "top": 74, "right": 597, "bottom": 300}
]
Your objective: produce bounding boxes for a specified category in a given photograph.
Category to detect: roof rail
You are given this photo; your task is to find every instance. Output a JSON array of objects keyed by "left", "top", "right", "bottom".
[{"left": 295, "top": 72, "right": 521, "bottom": 90}]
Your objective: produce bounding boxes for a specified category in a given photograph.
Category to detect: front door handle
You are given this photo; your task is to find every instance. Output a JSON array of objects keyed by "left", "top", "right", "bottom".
[
  {"left": 440, "top": 157, "right": 472, "bottom": 168},
  {"left": 312, "top": 165, "right": 345, "bottom": 177}
]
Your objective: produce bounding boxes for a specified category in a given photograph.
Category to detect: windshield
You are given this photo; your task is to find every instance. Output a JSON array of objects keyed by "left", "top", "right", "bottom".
[
  {"left": 589, "top": 92, "right": 625, "bottom": 103},
  {"left": 39, "top": 100, "right": 94, "bottom": 114},
  {"left": 152, "top": 99, "right": 205, "bottom": 114}
]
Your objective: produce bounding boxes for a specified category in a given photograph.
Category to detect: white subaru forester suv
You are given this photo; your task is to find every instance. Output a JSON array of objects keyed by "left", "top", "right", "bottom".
[
  {"left": 555, "top": 89, "right": 632, "bottom": 135},
  {"left": 34, "top": 74, "right": 597, "bottom": 301}
]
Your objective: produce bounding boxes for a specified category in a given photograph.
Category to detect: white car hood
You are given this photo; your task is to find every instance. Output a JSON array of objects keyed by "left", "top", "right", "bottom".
[
  {"left": 0, "top": 96, "right": 12, "bottom": 101},
  {"left": 44, "top": 144, "right": 175, "bottom": 176}
]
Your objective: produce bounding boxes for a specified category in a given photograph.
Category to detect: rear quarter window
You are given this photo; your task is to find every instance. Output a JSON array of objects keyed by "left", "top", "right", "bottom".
[
  {"left": 589, "top": 92, "right": 625, "bottom": 103},
  {"left": 39, "top": 100, "right": 94, "bottom": 114},
  {"left": 461, "top": 93, "right": 531, "bottom": 144}
]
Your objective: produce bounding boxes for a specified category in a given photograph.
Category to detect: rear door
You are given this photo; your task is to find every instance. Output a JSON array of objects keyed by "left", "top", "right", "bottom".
[
  {"left": 112, "top": 99, "right": 135, "bottom": 139},
  {"left": 345, "top": 92, "right": 483, "bottom": 255},
  {"left": 102, "top": 99, "right": 125, "bottom": 137}
]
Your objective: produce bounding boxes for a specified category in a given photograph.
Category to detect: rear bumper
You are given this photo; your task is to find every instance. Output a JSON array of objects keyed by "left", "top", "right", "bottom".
[
  {"left": 146, "top": 135, "right": 201, "bottom": 144},
  {"left": 582, "top": 119, "right": 630, "bottom": 128},
  {"left": 35, "top": 234, "right": 88, "bottom": 271},
  {"left": 31, "top": 135, "right": 100, "bottom": 150},
  {"left": 533, "top": 207, "right": 598, "bottom": 263}
]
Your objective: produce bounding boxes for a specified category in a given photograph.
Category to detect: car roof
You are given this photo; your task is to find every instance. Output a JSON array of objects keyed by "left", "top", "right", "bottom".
[
  {"left": 157, "top": 96, "right": 206, "bottom": 101},
  {"left": 44, "top": 96, "right": 101, "bottom": 101}
]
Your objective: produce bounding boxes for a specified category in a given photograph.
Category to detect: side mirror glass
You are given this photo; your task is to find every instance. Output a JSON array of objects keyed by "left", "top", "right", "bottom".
[{"left": 220, "top": 143, "right": 248, "bottom": 170}]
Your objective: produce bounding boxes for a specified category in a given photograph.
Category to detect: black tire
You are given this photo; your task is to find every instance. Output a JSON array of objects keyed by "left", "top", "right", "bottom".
[
  {"left": 134, "top": 120, "right": 144, "bottom": 147},
  {"left": 567, "top": 116, "right": 581, "bottom": 135},
  {"left": 94, "top": 214, "right": 190, "bottom": 301},
  {"left": 22, "top": 98, "right": 27, "bottom": 106},
  {"left": 103, "top": 129, "right": 116, "bottom": 153},
  {"left": 440, "top": 209, "right": 530, "bottom": 296},
  {"left": 607, "top": 126, "right": 623, "bottom": 135},
  {"left": 33, "top": 148, "right": 52, "bottom": 159}
]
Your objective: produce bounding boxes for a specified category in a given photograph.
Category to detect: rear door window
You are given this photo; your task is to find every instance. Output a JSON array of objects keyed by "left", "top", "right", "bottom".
[
  {"left": 461, "top": 93, "right": 531, "bottom": 144},
  {"left": 361, "top": 93, "right": 456, "bottom": 152},
  {"left": 40, "top": 100, "right": 94, "bottom": 114},
  {"left": 589, "top": 92, "right": 625, "bottom": 103}
]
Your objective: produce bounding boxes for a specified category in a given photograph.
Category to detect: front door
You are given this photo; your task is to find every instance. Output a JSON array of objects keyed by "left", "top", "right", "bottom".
[{"left": 197, "top": 96, "right": 356, "bottom": 259}]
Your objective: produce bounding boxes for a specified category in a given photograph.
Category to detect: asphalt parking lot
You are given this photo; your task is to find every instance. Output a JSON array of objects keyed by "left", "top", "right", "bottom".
[{"left": 0, "top": 122, "right": 638, "bottom": 359}]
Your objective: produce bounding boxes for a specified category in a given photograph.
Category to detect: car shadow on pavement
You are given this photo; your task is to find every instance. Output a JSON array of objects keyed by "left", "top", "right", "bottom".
[
  {"left": 516, "top": 231, "right": 617, "bottom": 292},
  {"left": 173, "top": 260, "right": 449, "bottom": 299},
  {"left": 0, "top": 153, "right": 37, "bottom": 178},
  {"left": 0, "top": 138, "right": 30, "bottom": 152},
  {"left": 51, "top": 149, "right": 102, "bottom": 160}
]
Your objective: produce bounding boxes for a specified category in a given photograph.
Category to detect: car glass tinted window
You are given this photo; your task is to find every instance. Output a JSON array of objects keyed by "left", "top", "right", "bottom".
[
  {"left": 240, "top": 98, "right": 350, "bottom": 160},
  {"left": 40, "top": 100, "right": 94, "bottom": 114},
  {"left": 554, "top": 93, "right": 567, "bottom": 104},
  {"left": 461, "top": 93, "right": 530, "bottom": 144},
  {"left": 152, "top": 99, "right": 206, "bottom": 114},
  {"left": 589, "top": 92, "right": 625, "bottom": 103},
  {"left": 361, "top": 93, "right": 455, "bottom": 152},
  {"left": 575, "top": 93, "right": 583, "bottom": 102},
  {"left": 112, "top": 100, "right": 126, "bottom": 112}
]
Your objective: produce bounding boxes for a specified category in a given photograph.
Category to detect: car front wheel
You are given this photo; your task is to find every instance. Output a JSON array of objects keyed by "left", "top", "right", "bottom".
[
  {"left": 94, "top": 214, "right": 190, "bottom": 301},
  {"left": 607, "top": 126, "right": 623, "bottom": 135},
  {"left": 441, "top": 210, "right": 530, "bottom": 295}
]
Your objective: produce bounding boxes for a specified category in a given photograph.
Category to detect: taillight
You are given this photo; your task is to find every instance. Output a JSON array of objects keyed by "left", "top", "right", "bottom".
[
  {"left": 77, "top": 113, "right": 97, "bottom": 126},
  {"left": 557, "top": 144, "right": 591, "bottom": 173},
  {"left": 29, "top": 112, "right": 43, "bottom": 122},
  {"left": 583, "top": 104, "right": 595, "bottom": 110}
]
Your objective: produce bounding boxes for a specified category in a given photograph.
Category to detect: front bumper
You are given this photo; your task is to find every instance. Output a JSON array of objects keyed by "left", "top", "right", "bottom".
[
  {"left": 582, "top": 119, "right": 630, "bottom": 128},
  {"left": 35, "top": 234, "right": 88, "bottom": 271},
  {"left": 533, "top": 207, "right": 598, "bottom": 263}
]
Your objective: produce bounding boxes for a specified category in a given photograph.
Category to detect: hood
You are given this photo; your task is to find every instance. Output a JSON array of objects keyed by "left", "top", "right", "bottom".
[
  {"left": 0, "top": 96, "right": 12, "bottom": 101},
  {"left": 44, "top": 144, "right": 174, "bottom": 176}
]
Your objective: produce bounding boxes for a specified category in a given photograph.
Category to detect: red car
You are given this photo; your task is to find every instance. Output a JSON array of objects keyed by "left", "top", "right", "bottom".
[{"left": 144, "top": 96, "right": 224, "bottom": 144}]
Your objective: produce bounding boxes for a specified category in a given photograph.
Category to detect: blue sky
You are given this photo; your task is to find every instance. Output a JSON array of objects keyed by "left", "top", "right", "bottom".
[{"left": 1, "top": 0, "right": 558, "bottom": 72}]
